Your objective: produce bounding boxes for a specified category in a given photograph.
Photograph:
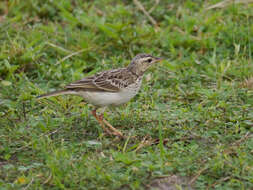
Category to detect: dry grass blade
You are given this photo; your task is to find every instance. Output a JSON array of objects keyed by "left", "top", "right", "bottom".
[
  {"left": 241, "top": 76, "right": 253, "bottom": 89},
  {"left": 46, "top": 42, "right": 72, "bottom": 53},
  {"left": 189, "top": 166, "right": 208, "bottom": 185},
  {"left": 206, "top": 0, "right": 253, "bottom": 10},
  {"left": 207, "top": 176, "right": 231, "bottom": 189},
  {"left": 43, "top": 172, "right": 52, "bottom": 185},
  {"left": 135, "top": 135, "right": 153, "bottom": 152},
  {"left": 56, "top": 48, "right": 91, "bottom": 65},
  {"left": 23, "top": 177, "right": 34, "bottom": 190},
  {"left": 173, "top": 26, "right": 202, "bottom": 40},
  {"left": 148, "top": 0, "right": 160, "bottom": 13},
  {"left": 133, "top": 0, "right": 158, "bottom": 28},
  {"left": 231, "top": 132, "right": 251, "bottom": 146}
]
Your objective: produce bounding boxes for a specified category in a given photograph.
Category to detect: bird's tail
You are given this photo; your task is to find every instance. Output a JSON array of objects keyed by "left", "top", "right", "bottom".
[{"left": 37, "top": 90, "right": 73, "bottom": 100}]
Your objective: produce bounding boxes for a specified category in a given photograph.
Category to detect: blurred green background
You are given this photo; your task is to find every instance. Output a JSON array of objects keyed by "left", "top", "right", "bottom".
[{"left": 0, "top": 0, "right": 252, "bottom": 189}]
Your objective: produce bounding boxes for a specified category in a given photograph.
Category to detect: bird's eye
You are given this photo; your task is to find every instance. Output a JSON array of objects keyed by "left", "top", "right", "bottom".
[{"left": 147, "top": 58, "right": 152, "bottom": 63}]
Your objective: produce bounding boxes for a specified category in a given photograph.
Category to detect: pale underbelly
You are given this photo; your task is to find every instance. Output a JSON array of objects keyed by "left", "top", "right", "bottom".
[{"left": 78, "top": 89, "right": 139, "bottom": 107}]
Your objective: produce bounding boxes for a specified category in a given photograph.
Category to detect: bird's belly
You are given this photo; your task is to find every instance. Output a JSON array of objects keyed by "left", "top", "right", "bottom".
[
  {"left": 79, "top": 89, "right": 137, "bottom": 107},
  {"left": 78, "top": 85, "right": 141, "bottom": 107}
]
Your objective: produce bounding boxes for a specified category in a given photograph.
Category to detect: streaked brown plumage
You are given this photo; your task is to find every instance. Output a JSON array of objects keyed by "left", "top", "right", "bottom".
[{"left": 37, "top": 53, "right": 162, "bottom": 138}]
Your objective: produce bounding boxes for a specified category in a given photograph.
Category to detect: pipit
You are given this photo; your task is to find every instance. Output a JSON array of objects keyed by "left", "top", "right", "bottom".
[{"left": 37, "top": 53, "right": 162, "bottom": 138}]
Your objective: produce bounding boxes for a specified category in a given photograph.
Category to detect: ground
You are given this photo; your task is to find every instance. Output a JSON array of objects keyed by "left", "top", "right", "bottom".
[{"left": 0, "top": 0, "right": 253, "bottom": 189}]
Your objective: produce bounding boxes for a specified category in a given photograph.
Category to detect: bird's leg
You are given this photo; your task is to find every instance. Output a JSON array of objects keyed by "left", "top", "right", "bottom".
[
  {"left": 98, "top": 114, "right": 124, "bottom": 138},
  {"left": 91, "top": 109, "right": 112, "bottom": 135}
]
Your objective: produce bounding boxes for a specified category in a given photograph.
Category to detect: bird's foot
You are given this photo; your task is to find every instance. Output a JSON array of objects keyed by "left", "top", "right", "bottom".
[
  {"left": 98, "top": 114, "right": 125, "bottom": 139},
  {"left": 92, "top": 109, "right": 124, "bottom": 138}
]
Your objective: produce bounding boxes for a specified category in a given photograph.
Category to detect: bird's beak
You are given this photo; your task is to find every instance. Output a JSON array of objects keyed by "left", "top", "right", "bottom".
[{"left": 154, "top": 57, "right": 163, "bottom": 63}]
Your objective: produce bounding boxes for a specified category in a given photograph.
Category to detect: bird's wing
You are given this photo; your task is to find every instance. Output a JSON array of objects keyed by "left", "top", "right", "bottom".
[{"left": 65, "top": 69, "right": 126, "bottom": 92}]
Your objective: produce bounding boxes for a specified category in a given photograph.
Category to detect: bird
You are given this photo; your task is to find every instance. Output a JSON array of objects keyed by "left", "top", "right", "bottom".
[{"left": 37, "top": 53, "right": 163, "bottom": 138}]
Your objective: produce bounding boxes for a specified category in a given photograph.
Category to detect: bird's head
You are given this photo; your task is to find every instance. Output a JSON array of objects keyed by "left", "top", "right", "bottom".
[{"left": 127, "top": 53, "right": 163, "bottom": 76}]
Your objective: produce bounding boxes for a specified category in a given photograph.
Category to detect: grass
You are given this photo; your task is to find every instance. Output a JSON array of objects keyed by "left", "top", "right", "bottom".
[{"left": 0, "top": 0, "right": 253, "bottom": 189}]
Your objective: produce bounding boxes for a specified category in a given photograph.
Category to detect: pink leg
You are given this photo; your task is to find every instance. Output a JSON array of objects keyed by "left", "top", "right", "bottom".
[
  {"left": 91, "top": 109, "right": 112, "bottom": 135},
  {"left": 98, "top": 114, "right": 124, "bottom": 138}
]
